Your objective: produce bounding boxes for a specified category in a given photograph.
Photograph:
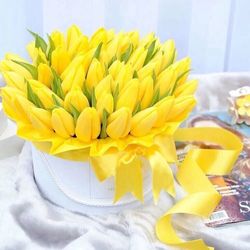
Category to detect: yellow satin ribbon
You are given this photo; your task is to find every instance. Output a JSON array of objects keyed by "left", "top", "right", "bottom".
[{"left": 156, "top": 127, "right": 242, "bottom": 250}]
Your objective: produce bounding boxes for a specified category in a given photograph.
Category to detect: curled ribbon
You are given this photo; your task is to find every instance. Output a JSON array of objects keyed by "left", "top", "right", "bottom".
[{"left": 156, "top": 127, "right": 242, "bottom": 250}]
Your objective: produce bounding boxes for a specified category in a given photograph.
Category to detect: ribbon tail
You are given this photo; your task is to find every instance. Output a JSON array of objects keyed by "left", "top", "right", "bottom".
[
  {"left": 90, "top": 154, "right": 118, "bottom": 181},
  {"left": 114, "top": 154, "right": 143, "bottom": 203},
  {"left": 148, "top": 150, "right": 175, "bottom": 204}
]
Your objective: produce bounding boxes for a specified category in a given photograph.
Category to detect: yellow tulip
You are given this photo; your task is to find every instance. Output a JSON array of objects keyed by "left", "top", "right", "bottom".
[
  {"left": 154, "top": 96, "right": 174, "bottom": 127},
  {"left": 26, "top": 41, "right": 37, "bottom": 62},
  {"left": 116, "top": 79, "right": 139, "bottom": 112},
  {"left": 0, "top": 60, "right": 32, "bottom": 79},
  {"left": 60, "top": 53, "right": 85, "bottom": 80},
  {"left": 86, "top": 58, "right": 104, "bottom": 90},
  {"left": 140, "top": 32, "right": 155, "bottom": 47},
  {"left": 174, "top": 79, "right": 198, "bottom": 97},
  {"left": 137, "top": 62, "right": 156, "bottom": 80},
  {"left": 128, "top": 31, "right": 139, "bottom": 48},
  {"left": 51, "top": 108, "right": 75, "bottom": 138},
  {"left": 138, "top": 76, "right": 154, "bottom": 109},
  {"left": 38, "top": 63, "right": 53, "bottom": 88},
  {"left": 2, "top": 71, "right": 25, "bottom": 91},
  {"left": 116, "top": 34, "right": 130, "bottom": 57},
  {"left": 89, "top": 28, "right": 108, "bottom": 48},
  {"left": 155, "top": 68, "right": 177, "bottom": 97},
  {"left": 95, "top": 75, "right": 112, "bottom": 100},
  {"left": 51, "top": 47, "right": 71, "bottom": 75},
  {"left": 75, "top": 107, "right": 100, "bottom": 142},
  {"left": 160, "top": 40, "right": 176, "bottom": 70},
  {"left": 61, "top": 64, "right": 85, "bottom": 94},
  {"left": 114, "top": 63, "right": 133, "bottom": 91},
  {"left": 29, "top": 80, "right": 63, "bottom": 109},
  {"left": 29, "top": 107, "right": 52, "bottom": 133},
  {"left": 2, "top": 88, "right": 32, "bottom": 122},
  {"left": 166, "top": 96, "right": 196, "bottom": 121},
  {"left": 108, "top": 60, "right": 124, "bottom": 80},
  {"left": 131, "top": 107, "right": 157, "bottom": 136},
  {"left": 51, "top": 31, "right": 65, "bottom": 48},
  {"left": 64, "top": 87, "right": 89, "bottom": 113},
  {"left": 127, "top": 47, "right": 147, "bottom": 71},
  {"left": 26, "top": 43, "right": 47, "bottom": 65},
  {"left": 66, "top": 25, "right": 82, "bottom": 51},
  {"left": 68, "top": 35, "right": 88, "bottom": 58},
  {"left": 106, "top": 107, "right": 131, "bottom": 139},
  {"left": 96, "top": 93, "right": 114, "bottom": 118},
  {"left": 171, "top": 57, "right": 191, "bottom": 85}
]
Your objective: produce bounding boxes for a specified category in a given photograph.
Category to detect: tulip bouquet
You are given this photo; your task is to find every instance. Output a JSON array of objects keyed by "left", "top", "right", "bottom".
[
  {"left": 0, "top": 26, "right": 244, "bottom": 250},
  {"left": 0, "top": 25, "right": 197, "bottom": 202}
]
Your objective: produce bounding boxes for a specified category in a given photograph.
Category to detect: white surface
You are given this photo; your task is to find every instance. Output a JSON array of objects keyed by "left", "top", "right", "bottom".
[
  {"left": 1, "top": 1, "right": 250, "bottom": 73},
  {"left": 32, "top": 145, "right": 152, "bottom": 214},
  {"left": 0, "top": 103, "right": 7, "bottom": 135}
]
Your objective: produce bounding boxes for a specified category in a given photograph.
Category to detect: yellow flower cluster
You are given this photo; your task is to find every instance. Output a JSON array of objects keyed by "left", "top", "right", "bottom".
[{"left": 0, "top": 25, "right": 197, "bottom": 143}]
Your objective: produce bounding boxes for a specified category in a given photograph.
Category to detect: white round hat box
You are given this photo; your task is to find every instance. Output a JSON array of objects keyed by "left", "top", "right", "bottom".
[{"left": 32, "top": 145, "right": 152, "bottom": 214}]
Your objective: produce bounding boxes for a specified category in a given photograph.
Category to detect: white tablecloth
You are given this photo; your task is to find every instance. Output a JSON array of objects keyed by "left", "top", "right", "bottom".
[{"left": 0, "top": 73, "right": 250, "bottom": 250}]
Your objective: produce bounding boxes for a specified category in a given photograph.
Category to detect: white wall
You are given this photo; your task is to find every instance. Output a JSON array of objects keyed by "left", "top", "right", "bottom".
[{"left": 0, "top": 0, "right": 250, "bottom": 74}]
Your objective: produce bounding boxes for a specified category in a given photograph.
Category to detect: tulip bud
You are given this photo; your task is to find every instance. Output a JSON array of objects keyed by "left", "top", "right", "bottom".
[
  {"left": 38, "top": 63, "right": 53, "bottom": 88},
  {"left": 86, "top": 58, "right": 104, "bottom": 90},
  {"left": 64, "top": 88, "right": 89, "bottom": 113},
  {"left": 131, "top": 107, "right": 157, "bottom": 136},
  {"left": 29, "top": 80, "right": 63, "bottom": 109},
  {"left": 108, "top": 60, "right": 124, "bottom": 80},
  {"left": 95, "top": 75, "right": 112, "bottom": 100},
  {"left": 106, "top": 107, "right": 131, "bottom": 139},
  {"left": 166, "top": 96, "right": 196, "bottom": 121},
  {"left": 90, "top": 28, "right": 108, "bottom": 48},
  {"left": 29, "top": 107, "right": 52, "bottom": 133},
  {"left": 26, "top": 44, "right": 48, "bottom": 65},
  {"left": 114, "top": 63, "right": 133, "bottom": 91},
  {"left": 69, "top": 35, "right": 88, "bottom": 58},
  {"left": 51, "top": 47, "right": 71, "bottom": 75},
  {"left": 171, "top": 57, "right": 191, "bottom": 85},
  {"left": 2, "top": 71, "right": 25, "bottom": 91},
  {"left": 2, "top": 88, "right": 33, "bottom": 122},
  {"left": 155, "top": 68, "right": 177, "bottom": 97},
  {"left": 75, "top": 107, "right": 100, "bottom": 142},
  {"left": 52, "top": 108, "right": 75, "bottom": 138},
  {"left": 133, "top": 50, "right": 147, "bottom": 71},
  {"left": 128, "top": 47, "right": 144, "bottom": 68},
  {"left": 154, "top": 96, "right": 174, "bottom": 127},
  {"left": 116, "top": 79, "right": 139, "bottom": 112},
  {"left": 66, "top": 25, "right": 82, "bottom": 51},
  {"left": 138, "top": 76, "right": 154, "bottom": 109},
  {"left": 96, "top": 93, "right": 114, "bottom": 118},
  {"left": 174, "top": 79, "right": 198, "bottom": 97},
  {"left": 51, "top": 31, "right": 65, "bottom": 48},
  {"left": 161, "top": 40, "right": 176, "bottom": 70},
  {"left": 137, "top": 62, "right": 156, "bottom": 80},
  {"left": 0, "top": 59, "right": 32, "bottom": 79},
  {"left": 61, "top": 64, "right": 85, "bottom": 94},
  {"left": 128, "top": 31, "right": 139, "bottom": 48}
]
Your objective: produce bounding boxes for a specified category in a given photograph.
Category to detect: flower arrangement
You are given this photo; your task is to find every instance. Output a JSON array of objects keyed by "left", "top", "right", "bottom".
[
  {"left": 0, "top": 25, "right": 242, "bottom": 250},
  {"left": 0, "top": 25, "right": 197, "bottom": 201}
]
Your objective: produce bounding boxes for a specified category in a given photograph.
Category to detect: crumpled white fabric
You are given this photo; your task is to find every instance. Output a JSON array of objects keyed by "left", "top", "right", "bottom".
[{"left": 1, "top": 143, "right": 250, "bottom": 250}]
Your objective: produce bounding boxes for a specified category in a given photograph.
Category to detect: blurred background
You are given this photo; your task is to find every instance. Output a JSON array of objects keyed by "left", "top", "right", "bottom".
[{"left": 0, "top": 0, "right": 249, "bottom": 74}]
